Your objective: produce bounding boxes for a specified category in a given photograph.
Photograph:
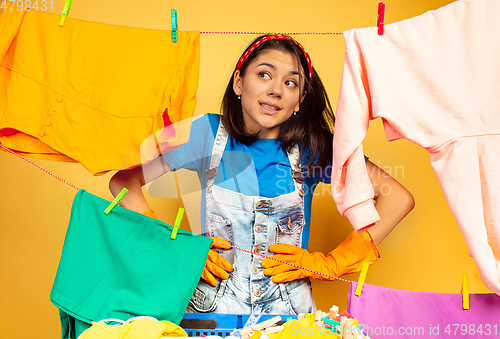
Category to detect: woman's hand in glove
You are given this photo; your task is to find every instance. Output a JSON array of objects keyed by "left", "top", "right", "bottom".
[
  {"left": 262, "top": 231, "right": 380, "bottom": 283},
  {"left": 201, "top": 237, "right": 234, "bottom": 287}
]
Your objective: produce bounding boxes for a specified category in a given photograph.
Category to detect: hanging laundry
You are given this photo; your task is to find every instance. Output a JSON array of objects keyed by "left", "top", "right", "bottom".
[
  {"left": 332, "top": 0, "right": 500, "bottom": 294},
  {"left": 50, "top": 190, "right": 211, "bottom": 339},
  {"left": 0, "top": 10, "right": 200, "bottom": 175},
  {"left": 348, "top": 282, "right": 500, "bottom": 339}
]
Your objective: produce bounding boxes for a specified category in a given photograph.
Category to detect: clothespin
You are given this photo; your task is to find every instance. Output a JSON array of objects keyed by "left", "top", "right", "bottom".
[
  {"left": 314, "top": 312, "right": 324, "bottom": 327},
  {"left": 377, "top": 2, "right": 385, "bottom": 35},
  {"left": 104, "top": 188, "right": 128, "bottom": 214},
  {"left": 345, "top": 318, "right": 354, "bottom": 339},
  {"left": 322, "top": 317, "right": 341, "bottom": 328},
  {"left": 170, "top": 207, "right": 184, "bottom": 239},
  {"left": 329, "top": 305, "right": 339, "bottom": 319},
  {"left": 59, "top": 0, "right": 74, "bottom": 27},
  {"left": 462, "top": 273, "right": 469, "bottom": 310},
  {"left": 355, "top": 262, "right": 370, "bottom": 296},
  {"left": 251, "top": 316, "right": 281, "bottom": 331},
  {"left": 261, "top": 326, "right": 285, "bottom": 335},
  {"left": 171, "top": 9, "right": 178, "bottom": 43}
]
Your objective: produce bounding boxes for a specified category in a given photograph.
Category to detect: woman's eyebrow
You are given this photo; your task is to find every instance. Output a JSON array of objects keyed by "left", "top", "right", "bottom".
[
  {"left": 256, "top": 62, "right": 299, "bottom": 75},
  {"left": 257, "top": 62, "right": 276, "bottom": 69}
]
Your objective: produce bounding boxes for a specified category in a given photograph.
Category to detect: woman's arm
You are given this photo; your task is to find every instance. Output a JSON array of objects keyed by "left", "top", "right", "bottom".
[
  {"left": 365, "top": 160, "right": 415, "bottom": 245},
  {"left": 109, "top": 156, "right": 171, "bottom": 214}
]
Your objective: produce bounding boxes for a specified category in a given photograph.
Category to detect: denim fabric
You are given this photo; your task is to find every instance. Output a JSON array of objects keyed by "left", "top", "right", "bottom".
[{"left": 188, "top": 121, "right": 316, "bottom": 315}]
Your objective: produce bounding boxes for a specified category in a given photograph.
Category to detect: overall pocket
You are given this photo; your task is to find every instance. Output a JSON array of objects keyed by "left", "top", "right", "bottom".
[
  {"left": 275, "top": 212, "right": 305, "bottom": 247},
  {"left": 281, "top": 279, "right": 316, "bottom": 315},
  {"left": 187, "top": 280, "right": 227, "bottom": 313},
  {"left": 206, "top": 214, "right": 236, "bottom": 264}
]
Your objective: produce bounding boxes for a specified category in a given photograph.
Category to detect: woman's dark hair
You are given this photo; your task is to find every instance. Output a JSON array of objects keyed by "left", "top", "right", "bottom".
[{"left": 221, "top": 35, "right": 335, "bottom": 172}]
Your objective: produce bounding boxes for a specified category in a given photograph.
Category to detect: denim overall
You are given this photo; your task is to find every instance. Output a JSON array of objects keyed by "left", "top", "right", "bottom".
[{"left": 187, "top": 121, "right": 316, "bottom": 315}]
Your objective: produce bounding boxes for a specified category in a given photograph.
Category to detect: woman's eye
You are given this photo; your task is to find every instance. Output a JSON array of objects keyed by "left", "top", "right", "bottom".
[
  {"left": 285, "top": 80, "right": 298, "bottom": 88},
  {"left": 258, "top": 72, "right": 270, "bottom": 80}
]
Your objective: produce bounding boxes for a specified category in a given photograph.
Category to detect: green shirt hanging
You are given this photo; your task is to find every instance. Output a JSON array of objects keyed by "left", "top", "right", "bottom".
[{"left": 50, "top": 189, "right": 211, "bottom": 339}]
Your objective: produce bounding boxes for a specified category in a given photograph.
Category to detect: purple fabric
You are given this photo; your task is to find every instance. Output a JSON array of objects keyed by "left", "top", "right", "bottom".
[{"left": 348, "top": 282, "right": 500, "bottom": 338}]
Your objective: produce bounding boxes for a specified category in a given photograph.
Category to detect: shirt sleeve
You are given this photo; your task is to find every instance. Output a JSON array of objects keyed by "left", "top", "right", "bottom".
[
  {"left": 331, "top": 29, "right": 380, "bottom": 232},
  {"left": 161, "top": 114, "right": 216, "bottom": 172}
]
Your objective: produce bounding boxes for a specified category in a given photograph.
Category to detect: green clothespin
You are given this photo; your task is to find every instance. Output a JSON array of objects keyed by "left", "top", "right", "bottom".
[
  {"left": 59, "top": 0, "right": 74, "bottom": 27},
  {"left": 322, "top": 317, "right": 341, "bottom": 327},
  {"left": 322, "top": 318, "right": 341, "bottom": 334},
  {"left": 170, "top": 207, "right": 184, "bottom": 239},
  {"left": 171, "top": 9, "right": 178, "bottom": 42},
  {"left": 104, "top": 188, "right": 128, "bottom": 215}
]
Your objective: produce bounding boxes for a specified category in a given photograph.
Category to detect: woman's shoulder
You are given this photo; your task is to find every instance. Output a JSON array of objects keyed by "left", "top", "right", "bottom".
[
  {"left": 191, "top": 113, "right": 220, "bottom": 137},
  {"left": 192, "top": 112, "right": 219, "bottom": 125}
]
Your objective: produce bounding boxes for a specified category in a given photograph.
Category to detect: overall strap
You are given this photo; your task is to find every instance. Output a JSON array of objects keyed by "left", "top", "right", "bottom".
[
  {"left": 206, "top": 119, "right": 229, "bottom": 188},
  {"left": 287, "top": 144, "right": 304, "bottom": 195}
]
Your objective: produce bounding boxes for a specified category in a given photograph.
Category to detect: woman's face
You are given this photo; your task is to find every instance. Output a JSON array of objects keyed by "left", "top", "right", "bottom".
[{"left": 233, "top": 49, "right": 305, "bottom": 139}]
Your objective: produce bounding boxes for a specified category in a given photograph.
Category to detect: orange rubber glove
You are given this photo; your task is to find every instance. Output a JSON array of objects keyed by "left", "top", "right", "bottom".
[
  {"left": 201, "top": 237, "right": 234, "bottom": 287},
  {"left": 262, "top": 231, "right": 380, "bottom": 283}
]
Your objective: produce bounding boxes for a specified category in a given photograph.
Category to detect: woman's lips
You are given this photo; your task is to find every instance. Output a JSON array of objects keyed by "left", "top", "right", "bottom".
[{"left": 260, "top": 102, "right": 281, "bottom": 114}]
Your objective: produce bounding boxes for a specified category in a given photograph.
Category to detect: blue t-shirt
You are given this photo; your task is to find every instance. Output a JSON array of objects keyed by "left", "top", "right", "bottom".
[{"left": 163, "top": 113, "right": 331, "bottom": 249}]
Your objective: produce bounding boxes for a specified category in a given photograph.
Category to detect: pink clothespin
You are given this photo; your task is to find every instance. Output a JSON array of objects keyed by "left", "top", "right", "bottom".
[{"left": 377, "top": 2, "right": 385, "bottom": 36}]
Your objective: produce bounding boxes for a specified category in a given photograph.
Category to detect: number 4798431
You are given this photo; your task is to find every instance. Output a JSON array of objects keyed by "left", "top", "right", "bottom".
[
  {"left": 1, "top": 0, "right": 54, "bottom": 12},
  {"left": 444, "top": 324, "right": 498, "bottom": 336}
]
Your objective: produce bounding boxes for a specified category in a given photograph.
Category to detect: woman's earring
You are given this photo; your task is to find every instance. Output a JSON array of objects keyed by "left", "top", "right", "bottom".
[
  {"left": 293, "top": 111, "right": 297, "bottom": 115},
  {"left": 238, "top": 95, "right": 241, "bottom": 100}
]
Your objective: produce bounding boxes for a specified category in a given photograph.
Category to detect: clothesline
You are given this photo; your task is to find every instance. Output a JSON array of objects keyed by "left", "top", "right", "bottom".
[
  {"left": 199, "top": 31, "right": 343, "bottom": 35},
  {"left": 212, "top": 240, "right": 352, "bottom": 284},
  {"left": 0, "top": 143, "right": 352, "bottom": 284},
  {"left": 0, "top": 144, "right": 80, "bottom": 190}
]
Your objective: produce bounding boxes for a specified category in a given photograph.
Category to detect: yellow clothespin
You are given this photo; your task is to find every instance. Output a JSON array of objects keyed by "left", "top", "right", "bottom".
[
  {"left": 170, "top": 207, "right": 184, "bottom": 239},
  {"left": 462, "top": 273, "right": 469, "bottom": 310},
  {"left": 104, "top": 188, "right": 128, "bottom": 214},
  {"left": 171, "top": 9, "right": 178, "bottom": 42},
  {"left": 59, "top": 0, "right": 74, "bottom": 27},
  {"left": 355, "top": 262, "right": 370, "bottom": 296}
]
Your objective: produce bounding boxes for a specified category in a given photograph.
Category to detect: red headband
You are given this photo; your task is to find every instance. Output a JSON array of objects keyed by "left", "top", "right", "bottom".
[{"left": 235, "top": 34, "right": 313, "bottom": 82}]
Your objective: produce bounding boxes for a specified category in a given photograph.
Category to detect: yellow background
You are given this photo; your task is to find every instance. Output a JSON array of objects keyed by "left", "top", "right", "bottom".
[{"left": 1, "top": 0, "right": 489, "bottom": 337}]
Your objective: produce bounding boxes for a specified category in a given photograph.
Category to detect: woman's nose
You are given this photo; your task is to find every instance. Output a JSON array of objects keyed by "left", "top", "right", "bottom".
[{"left": 267, "top": 82, "right": 282, "bottom": 98}]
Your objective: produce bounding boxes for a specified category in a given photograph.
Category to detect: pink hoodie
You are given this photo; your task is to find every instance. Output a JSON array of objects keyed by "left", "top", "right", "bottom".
[{"left": 333, "top": 0, "right": 500, "bottom": 294}]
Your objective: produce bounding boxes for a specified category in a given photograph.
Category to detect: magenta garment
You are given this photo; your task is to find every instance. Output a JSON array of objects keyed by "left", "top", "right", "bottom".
[
  {"left": 348, "top": 282, "right": 500, "bottom": 339},
  {"left": 332, "top": 0, "right": 500, "bottom": 294}
]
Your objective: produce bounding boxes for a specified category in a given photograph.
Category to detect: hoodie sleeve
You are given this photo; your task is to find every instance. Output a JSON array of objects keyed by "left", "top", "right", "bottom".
[{"left": 331, "top": 29, "right": 380, "bottom": 232}]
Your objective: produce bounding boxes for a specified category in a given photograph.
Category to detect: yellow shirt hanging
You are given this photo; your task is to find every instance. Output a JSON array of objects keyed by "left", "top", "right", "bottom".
[{"left": 0, "top": 9, "right": 200, "bottom": 175}]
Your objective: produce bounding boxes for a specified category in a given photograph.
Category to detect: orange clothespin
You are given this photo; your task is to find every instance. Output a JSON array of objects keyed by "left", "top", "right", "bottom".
[
  {"left": 462, "top": 273, "right": 469, "bottom": 310},
  {"left": 355, "top": 262, "right": 370, "bottom": 296},
  {"left": 377, "top": 2, "right": 385, "bottom": 36}
]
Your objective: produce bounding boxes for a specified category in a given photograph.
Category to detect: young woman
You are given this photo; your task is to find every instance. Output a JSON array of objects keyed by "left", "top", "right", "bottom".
[{"left": 109, "top": 34, "right": 415, "bottom": 315}]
